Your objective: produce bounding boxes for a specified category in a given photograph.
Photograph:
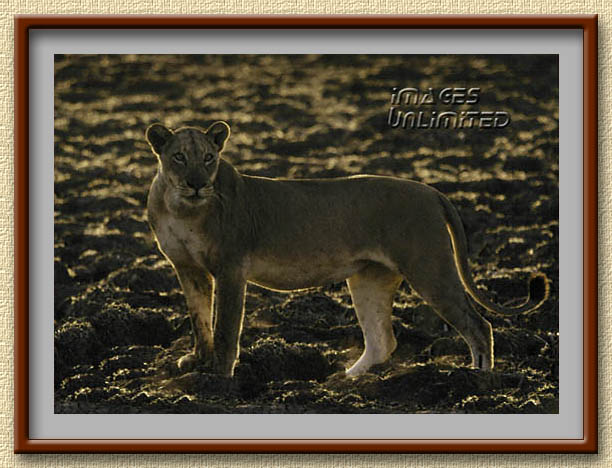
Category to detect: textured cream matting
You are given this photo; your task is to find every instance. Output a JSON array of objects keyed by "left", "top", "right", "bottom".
[{"left": 0, "top": 1, "right": 607, "bottom": 466}]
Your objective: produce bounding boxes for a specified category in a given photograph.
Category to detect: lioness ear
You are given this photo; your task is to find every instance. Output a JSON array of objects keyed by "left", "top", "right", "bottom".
[
  {"left": 206, "top": 121, "right": 231, "bottom": 152},
  {"left": 146, "top": 123, "right": 173, "bottom": 156}
]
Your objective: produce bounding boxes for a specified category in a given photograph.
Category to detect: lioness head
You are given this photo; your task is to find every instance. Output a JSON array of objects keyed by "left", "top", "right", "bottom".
[{"left": 146, "top": 121, "right": 230, "bottom": 209}]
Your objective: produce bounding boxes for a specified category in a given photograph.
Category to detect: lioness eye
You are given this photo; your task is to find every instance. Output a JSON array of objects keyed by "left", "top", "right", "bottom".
[
  {"left": 172, "top": 153, "right": 186, "bottom": 164},
  {"left": 204, "top": 153, "right": 215, "bottom": 163}
]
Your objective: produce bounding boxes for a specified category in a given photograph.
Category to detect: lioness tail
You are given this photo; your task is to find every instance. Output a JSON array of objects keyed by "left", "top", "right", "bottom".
[{"left": 438, "top": 192, "right": 548, "bottom": 315}]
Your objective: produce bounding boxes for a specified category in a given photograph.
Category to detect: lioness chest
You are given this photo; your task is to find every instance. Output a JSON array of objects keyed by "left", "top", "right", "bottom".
[{"left": 151, "top": 212, "right": 215, "bottom": 270}]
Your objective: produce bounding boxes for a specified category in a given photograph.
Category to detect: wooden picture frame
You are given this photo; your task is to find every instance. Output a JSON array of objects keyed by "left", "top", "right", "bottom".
[{"left": 14, "top": 15, "right": 598, "bottom": 453}]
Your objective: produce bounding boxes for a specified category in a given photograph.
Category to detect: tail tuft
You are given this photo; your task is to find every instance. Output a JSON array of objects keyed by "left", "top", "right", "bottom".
[{"left": 528, "top": 273, "right": 549, "bottom": 307}]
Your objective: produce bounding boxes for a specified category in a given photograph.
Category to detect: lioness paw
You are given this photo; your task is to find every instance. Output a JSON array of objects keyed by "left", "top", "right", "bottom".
[
  {"left": 345, "top": 359, "right": 373, "bottom": 377},
  {"left": 177, "top": 352, "right": 199, "bottom": 372}
]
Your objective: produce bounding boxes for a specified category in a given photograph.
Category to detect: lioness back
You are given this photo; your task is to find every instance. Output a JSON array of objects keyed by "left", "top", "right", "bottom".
[{"left": 243, "top": 174, "right": 444, "bottom": 256}]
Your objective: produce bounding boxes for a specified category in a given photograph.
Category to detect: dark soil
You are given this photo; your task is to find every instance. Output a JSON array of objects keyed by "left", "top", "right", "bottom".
[{"left": 54, "top": 54, "right": 559, "bottom": 414}]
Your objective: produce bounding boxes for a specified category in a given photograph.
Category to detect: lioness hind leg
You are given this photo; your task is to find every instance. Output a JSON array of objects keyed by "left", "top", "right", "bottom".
[
  {"left": 413, "top": 282, "right": 493, "bottom": 370},
  {"left": 346, "top": 264, "right": 402, "bottom": 377},
  {"left": 399, "top": 242, "right": 494, "bottom": 370},
  {"left": 429, "top": 293, "right": 494, "bottom": 370}
]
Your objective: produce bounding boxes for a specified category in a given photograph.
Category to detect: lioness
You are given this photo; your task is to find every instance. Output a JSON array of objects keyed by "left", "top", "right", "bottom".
[{"left": 146, "top": 121, "right": 548, "bottom": 378}]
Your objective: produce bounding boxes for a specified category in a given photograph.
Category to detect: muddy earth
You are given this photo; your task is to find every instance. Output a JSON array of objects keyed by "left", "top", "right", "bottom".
[{"left": 54, "top": 54, "right": 559, "bottom": 414}]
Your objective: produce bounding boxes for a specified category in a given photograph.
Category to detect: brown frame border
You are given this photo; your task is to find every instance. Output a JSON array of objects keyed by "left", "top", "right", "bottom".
[{"left": 14, "top": 14, "right": 598, "bottom": 454}]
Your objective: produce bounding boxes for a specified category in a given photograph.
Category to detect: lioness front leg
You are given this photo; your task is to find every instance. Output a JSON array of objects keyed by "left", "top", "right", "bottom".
[
  {"left": 174, "top": 265, "right": 214, "bottom": 372},
  {"left": 212, "top": 273, "right": 247, "bottom": 377}
]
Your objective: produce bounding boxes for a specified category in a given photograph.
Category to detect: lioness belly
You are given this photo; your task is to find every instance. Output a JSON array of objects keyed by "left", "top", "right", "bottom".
[
  {"left": 249, "top": 260, "right": 362, "bottom": 290},
  {"left": 247, "top": 252, "right": 395, "bottom": 291}
]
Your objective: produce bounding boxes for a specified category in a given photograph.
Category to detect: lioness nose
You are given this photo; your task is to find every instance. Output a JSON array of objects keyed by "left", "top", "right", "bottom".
[{"left": 186, "top": 179, "right": 207, "bottom": 190}]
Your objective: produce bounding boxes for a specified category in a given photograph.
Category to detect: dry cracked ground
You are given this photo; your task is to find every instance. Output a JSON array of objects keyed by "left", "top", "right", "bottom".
[{"left": 54, "top": 54, "right": 559, "bottom": 414}]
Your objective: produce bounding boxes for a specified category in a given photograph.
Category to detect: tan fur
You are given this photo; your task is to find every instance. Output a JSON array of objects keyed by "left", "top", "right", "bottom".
[{"left": 146, "top": 121, "right": 549, "bottom": 378}]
